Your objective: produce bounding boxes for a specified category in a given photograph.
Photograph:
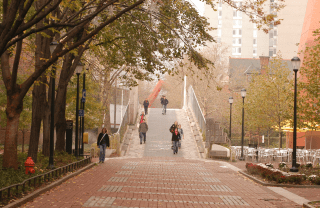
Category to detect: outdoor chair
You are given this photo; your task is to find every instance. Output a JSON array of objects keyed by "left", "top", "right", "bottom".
[
  {"left": 296, "top": 149, "right": 305, "bottom": 163},
  {"left": 246, "top": 148, "right": 257, "bottom": 161},
  {"left": 312, "top": 150, "right": 320, "bottom": 166},
  {"left": 260, "top": 149, "right": 272, "bottom": 162},
  {"left": 275, "top": 149, "right": 288, "bottom": 162}
]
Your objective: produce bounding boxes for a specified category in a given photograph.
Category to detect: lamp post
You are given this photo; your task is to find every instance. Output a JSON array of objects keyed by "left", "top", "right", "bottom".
[
  {"left": 75, "top": 62, "right": 84, "bottom": 157},
  {"left": 239, "top": 89, "right": 246, "bottom": 161},
  {"left": 80, "top": 67, "right": 88, "bottom": 155},
  {"left": 48, "top": 41, "right": 58, "bottom": 169},
  {"left": 290, "top": 56, "right": 301, "bottom": 172},
  {"left": 229, "top": 97, "right": 233, "bottom": 141}
]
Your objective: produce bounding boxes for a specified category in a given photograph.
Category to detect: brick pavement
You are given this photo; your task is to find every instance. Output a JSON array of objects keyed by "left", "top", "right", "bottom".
[{"left": 21, "top": 108, "right": 304, "bottom": 208}]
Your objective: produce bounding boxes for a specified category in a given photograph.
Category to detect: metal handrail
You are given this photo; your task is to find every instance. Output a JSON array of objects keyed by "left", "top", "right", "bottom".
[
  {"left": 188, "top": 85, "right": 206, "bottom": 134},
  {"left": 116, "top": 99, "right": 130, "bottom": 134},
  {"left": 0, "top": 157, "right": 91, "bottom": 202}
]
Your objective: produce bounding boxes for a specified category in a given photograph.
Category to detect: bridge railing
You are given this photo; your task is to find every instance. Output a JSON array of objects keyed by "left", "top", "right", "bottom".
[
  {"left": 187, "top": 85, "right": 206, "bottom": 135},
  {"left": 116, "top": 99, "right": 130, "bottom": 143}
]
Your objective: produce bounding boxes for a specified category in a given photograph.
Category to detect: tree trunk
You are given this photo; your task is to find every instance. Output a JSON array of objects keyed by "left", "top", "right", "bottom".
[
  {"left": 28, "top": 9, "right": 51, "bottom": 162},
  {"left": 28, "top": 75, "right": 47, "bottom": 162},
  {"left": 3, "top": 104, "right": 23, "bottom": 169},
  {"left": 257, "top": 127, "right": 260, "bottom": 147},
  {"left": 268, "top": 129, "right": 270, "bottom": 148},
  {"left": 22, "top": 129, "right": 25, "bottom": 153},
  {"left": 279, "top": 122, "right": 282, "bottom": 148},
  {"left": 1, "top": 51, "right": 23, "bottom": 169},
  {"left": 55, "top": 54, "right": 74, "bottom": 152},
  {"left": 102, "top": 77, "right": 112, "bottom": 133}
]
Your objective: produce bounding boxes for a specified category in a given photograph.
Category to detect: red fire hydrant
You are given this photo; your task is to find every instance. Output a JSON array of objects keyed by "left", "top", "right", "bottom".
[{"left": 25, "top": 157, "right": 35, "bottom": 175}]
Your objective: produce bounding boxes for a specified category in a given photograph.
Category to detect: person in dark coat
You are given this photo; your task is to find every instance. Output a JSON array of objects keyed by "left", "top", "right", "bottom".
[
  {"left": 161, "top": 96, "right": 169, "bottom": 115},
  {"left": 171, "top": 127, "right": 180, "bottom": 154},
  {"left": 169, "top": 121, "right": 178, "bottom": 133},
  {"left": 97, "top": 128, "right": 110, "bottom": 163},
  {"left": 143, "top": 99, "right": 149, "bottom": 115},
  {"left": 139, "top": 119, "right": 148, "bottom": 144}
]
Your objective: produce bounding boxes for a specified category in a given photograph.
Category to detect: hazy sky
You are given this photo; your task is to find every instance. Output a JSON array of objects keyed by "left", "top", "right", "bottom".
[{"left": 188, "top": 0, "right": 205, "bottom": 15}]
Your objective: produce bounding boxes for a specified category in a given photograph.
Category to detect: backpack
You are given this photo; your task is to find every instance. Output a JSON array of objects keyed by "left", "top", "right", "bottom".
[{"left": 169, "top": 124, "right": 175, "bottom": 133}]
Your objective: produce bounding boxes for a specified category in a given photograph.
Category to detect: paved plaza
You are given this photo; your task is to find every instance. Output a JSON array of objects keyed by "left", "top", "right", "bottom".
[{"left": 21, "top": 108, "right": 307, "bottom": 208}]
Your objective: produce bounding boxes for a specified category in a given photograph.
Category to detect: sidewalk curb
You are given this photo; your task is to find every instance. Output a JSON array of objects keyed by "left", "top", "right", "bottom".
[
  {"left": 3, "top": 163, "right": 96, "bottom": 208},
  {"left": 239, "top": 171, "right": 320, "bottom": 188},
  {"left": 303, "top": 202, "right": 316, "bottom": 208}
]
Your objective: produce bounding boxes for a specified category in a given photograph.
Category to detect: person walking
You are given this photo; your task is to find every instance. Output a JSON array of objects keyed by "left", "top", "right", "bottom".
[
  {"left": 140, "top": 111, "right": 145, "bottom": 124},
  {"left": 178, "top": 124, "right": 184, "bottom": 149},
  {"left": 169, "top": 121, "right": 178, "bottom": 133},
  {"left": 161, "top": 96, "right": 169, "bottom": 115},
  {"left": 171, "top": 127, "right": 181, "bottom": 154},
  {"left": 139, "top": 119, "right": 148, "bottom": 144},
  {"left": 143, "top": 99, "right": 149, "bottom": 115},
  {"left": 97, "top": 128, "right": 110, "bottom": 163}
]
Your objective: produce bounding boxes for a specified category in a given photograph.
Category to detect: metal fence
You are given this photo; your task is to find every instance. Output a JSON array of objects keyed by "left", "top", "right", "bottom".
[
  {"left": 0, "top": 157, "right": 91, "bottom": 202},
  {"left": 187, "top": 85, "right": 206, "bottom": 135}
]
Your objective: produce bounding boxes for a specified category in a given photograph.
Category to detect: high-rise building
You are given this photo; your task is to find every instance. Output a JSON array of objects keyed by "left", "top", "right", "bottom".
[{"left": 204, "top": 0, "right": 308, "bottom": 59}]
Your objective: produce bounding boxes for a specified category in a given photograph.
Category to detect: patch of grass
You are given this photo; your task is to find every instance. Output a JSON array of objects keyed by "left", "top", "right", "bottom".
[{"left": 0, "top": 151, "right": 80, "bottom": 189}]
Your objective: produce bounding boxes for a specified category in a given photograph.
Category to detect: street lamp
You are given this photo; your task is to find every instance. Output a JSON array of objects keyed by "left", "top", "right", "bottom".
[
  {"left": 229, "top": 97, "right": 233, "bottom": 141},
  {"left": 239, "top": 89, "right": 246, "bottom": 161},
  {"left": 290, "top": 56, "right": 301, "bottom": 172},
  {"left": 48, "top": 41, "right": 58, "bottom": 169},
  {"left": 75, "top": 61, "right": 84, "bottom": 157}
]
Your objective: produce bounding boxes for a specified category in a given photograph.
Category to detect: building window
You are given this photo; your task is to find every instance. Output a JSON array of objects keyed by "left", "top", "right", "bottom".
[
  {"left": 274, "top": 30, "right": 277, "bottom": 36},
  {"left": 233, "top": 11, "right": 242, "bottom": 18},
  {"left": 269, "top": 32, "right": 274, "bottom": 38},
  {"left": 232, "top": 47, "right": 236, "bottom": 53},
  {"left": 219, "top": 0, "right": 222, "bottom": 7},
  {"left": 239, "top": 29, "right": 242, "bottom": 35},
  {"left": 233, "top": 29, "right": 236, "bottom": 35},
  {"left": 238, "top": 47, "right": 241, "bottom": 53},
  {"left": 274, "top": 48, "right": 277, "bottom": 55},
  {"left": 253, "top": 39, "right": 257, "bottom": 45},
  {"left": 217, "top": 38, "right": 221, "bottom": 43},
  {"left": 269, "top": 49, "right": 273, "bottom": 57},
  {"left": 219, "top": 11, "right": 222, "bottom": 17},
  {"left": 274, "top": 39, "right": 277, "bottom": 45},
  {"left": 253, "top": 48, "right": 257, "bottom": 54},
  {"left": 233, "top": 38, "right": 242, "bottom": 45},
  {"left": 269, "top": 39, "right": 273, "bottom": 46},
  {"left": 233, "top": 20, "right": 242, "bottom": 26}
]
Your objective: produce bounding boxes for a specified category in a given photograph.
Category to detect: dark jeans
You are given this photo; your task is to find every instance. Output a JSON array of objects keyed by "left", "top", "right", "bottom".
[
  {"left": 162, "top": 105, "right": 167, "bottom": 114},
  {"left": 144, "top": 107, "right": 148, "bottom": 115},
  {"left": 99, "top": 143, "right": 106, "bottom": 162},
  {"left": 172, "top": 141, "right": 179, "bottom": 154},
  {"left": 140, "top": 132, "right": 146, "bottom": 143}
]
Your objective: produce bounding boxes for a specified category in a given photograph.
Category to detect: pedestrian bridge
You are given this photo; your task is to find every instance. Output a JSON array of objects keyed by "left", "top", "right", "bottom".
[{"left": 117, "top": 85, "right": 230, "bottom": 159}]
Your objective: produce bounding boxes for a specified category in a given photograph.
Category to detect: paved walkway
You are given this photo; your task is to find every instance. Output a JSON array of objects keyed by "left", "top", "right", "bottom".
[{"left": 21, "top": 108, "right": 304, "bottom": 208}]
